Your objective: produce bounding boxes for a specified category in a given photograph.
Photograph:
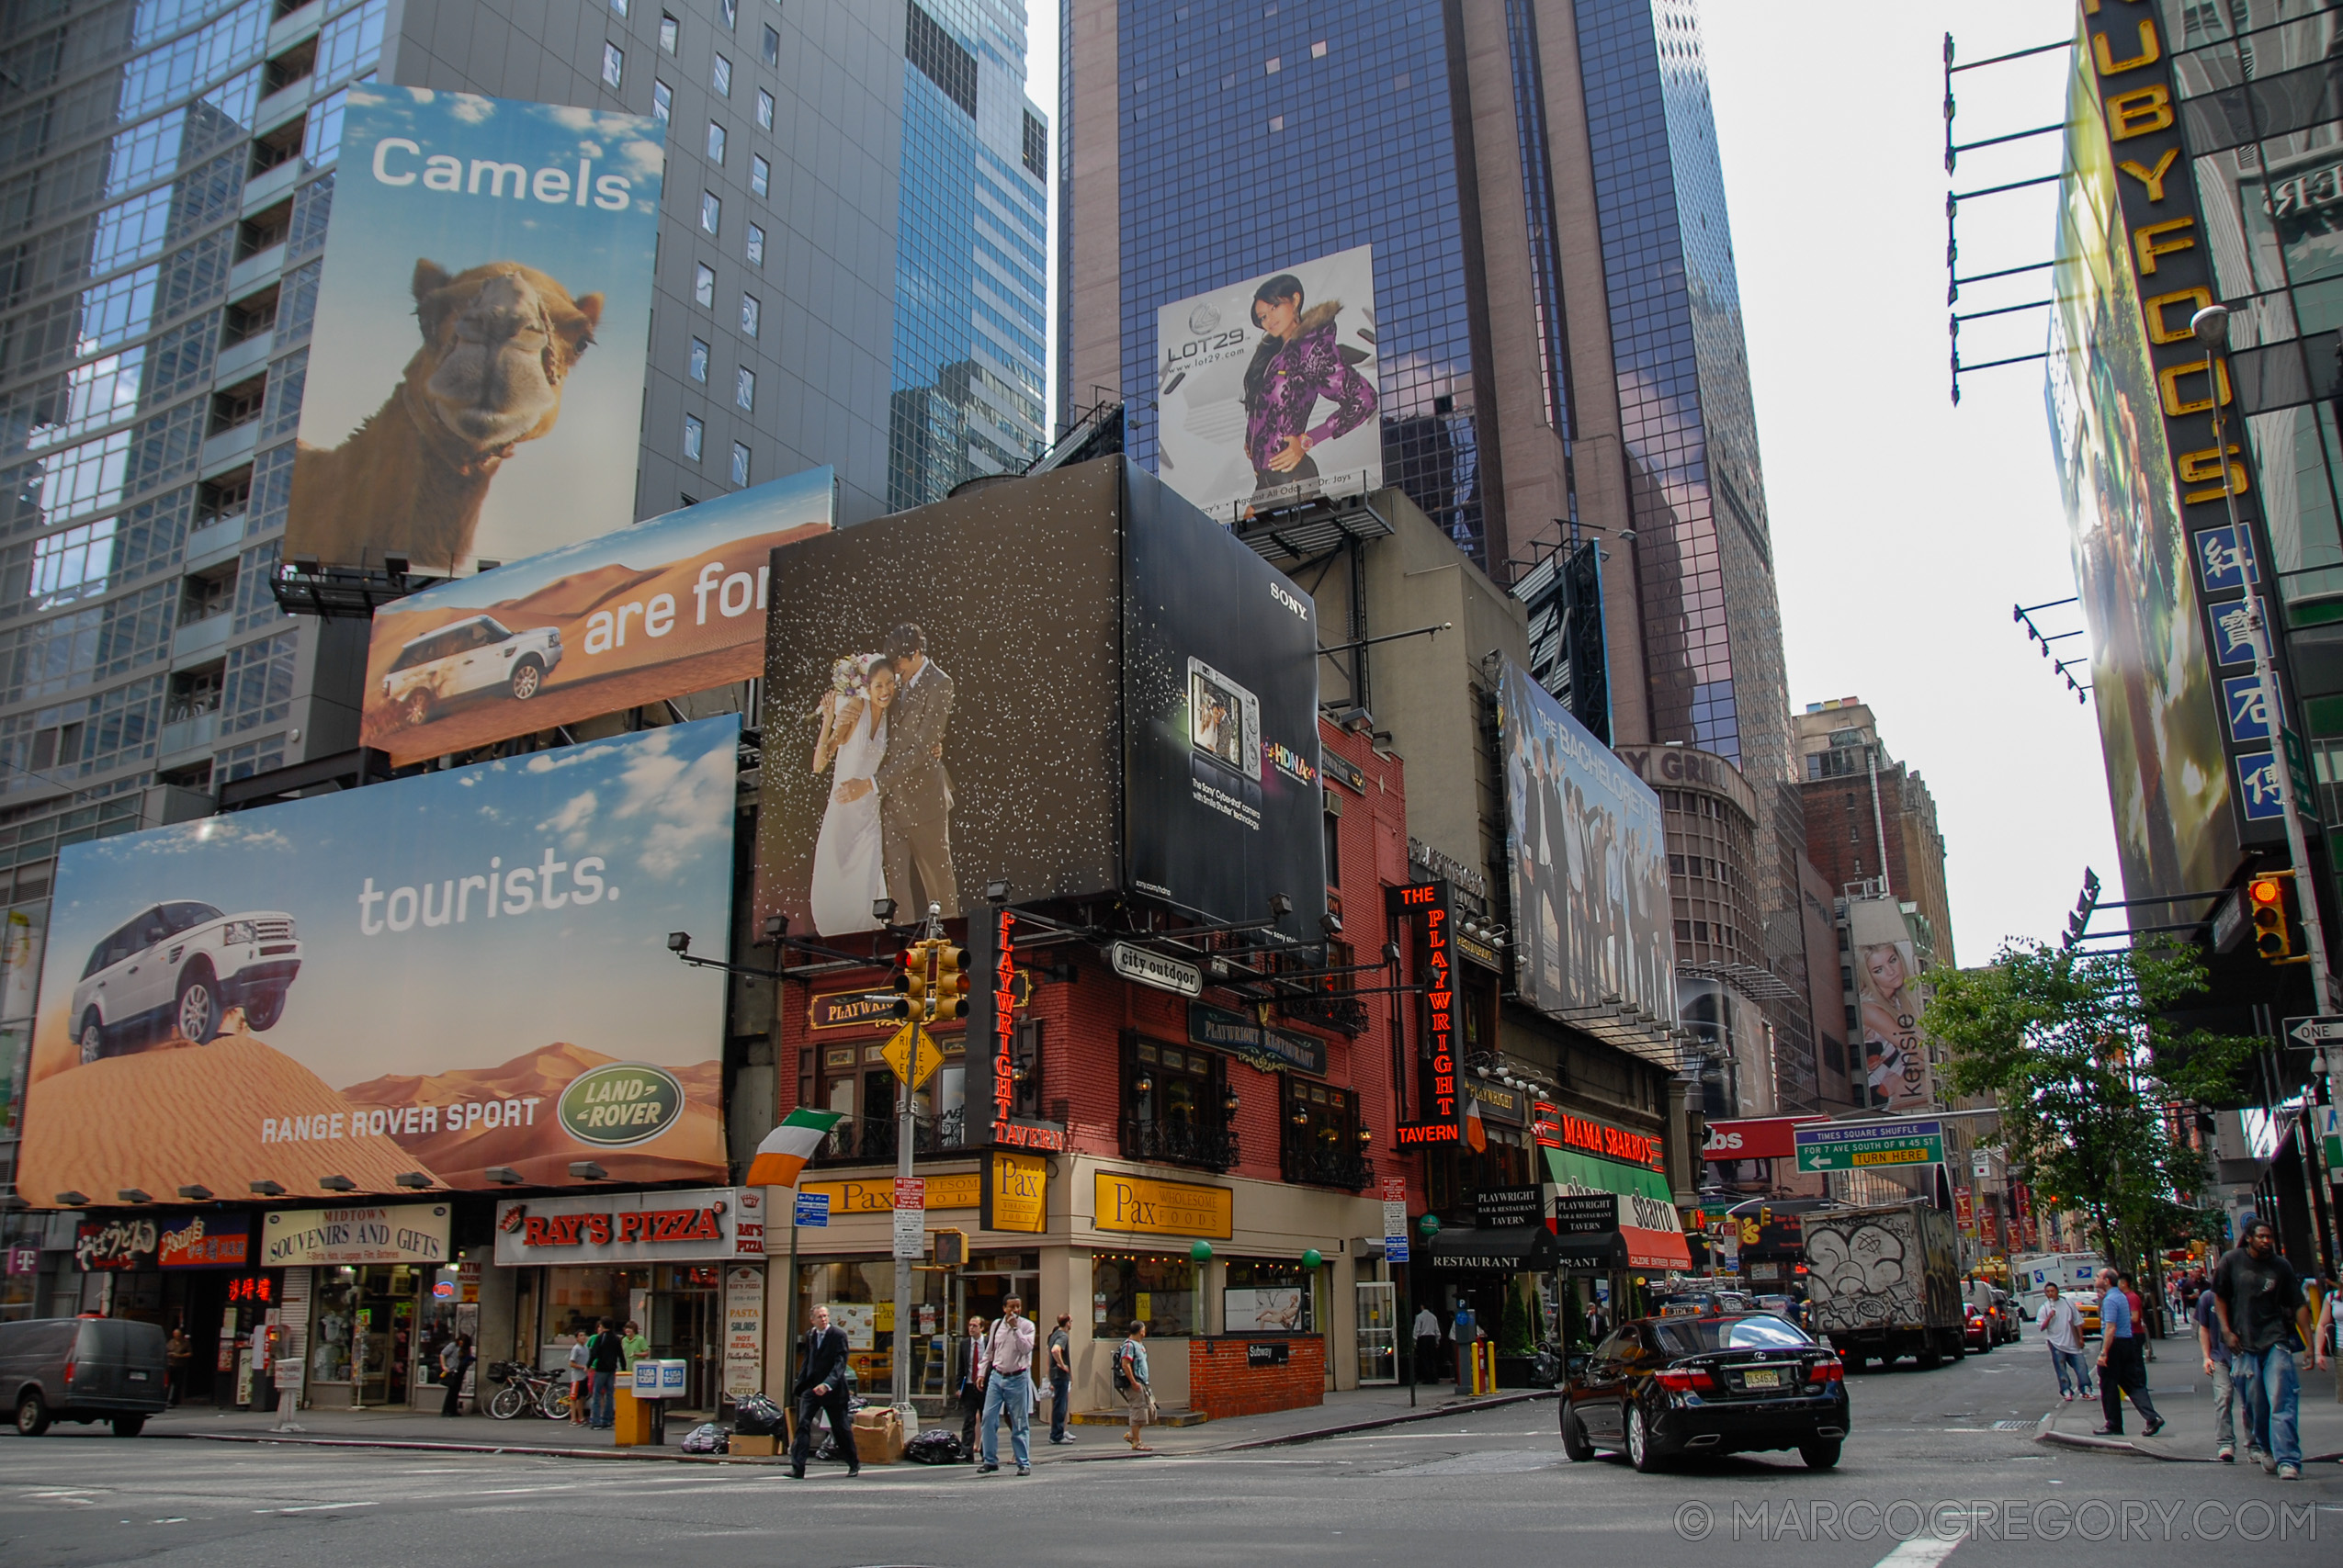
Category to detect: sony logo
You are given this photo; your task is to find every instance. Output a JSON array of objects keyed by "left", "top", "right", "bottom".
[{"left": 1270, "top": 581, "right": 1309, "bottom": 620}]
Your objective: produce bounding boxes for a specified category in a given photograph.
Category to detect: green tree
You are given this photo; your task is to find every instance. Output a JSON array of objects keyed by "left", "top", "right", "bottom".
[
  {"left": 1500, "top": 1277, "right": 1534, "bottom": 1355},
  {"left": 1921, "top": 942, "right": 2256, "bottom": 1275}
]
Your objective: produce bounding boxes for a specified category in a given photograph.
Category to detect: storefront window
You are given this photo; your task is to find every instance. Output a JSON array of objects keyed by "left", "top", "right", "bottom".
[
  {"left": 1223, "top": 1259, "right": 1316, "bottom": 1333},
  {"left": 794, "top": 1258, "right": 952, "bottom": 1404},
  {"left": 541, "top": 1264, "right": 722, "bottom": 1406},
  {"left": 1092, "top": 1252, "right": 1194, "bottom": 1337},
  {"left": 311, "top": 1267, "right": 359, "bottom": 1383}
]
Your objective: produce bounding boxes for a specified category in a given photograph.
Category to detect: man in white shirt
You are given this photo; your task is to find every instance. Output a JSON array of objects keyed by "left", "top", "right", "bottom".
[
  {"left": 976, "top": 1295, "right": 1037, "bottom": 1475},
  {"left": 2037, "top": 1282, "right": 2092, "bottom": 1402},
  {"left": 1413, "top": 1305, "right": 1440, "bottom": 1384}
]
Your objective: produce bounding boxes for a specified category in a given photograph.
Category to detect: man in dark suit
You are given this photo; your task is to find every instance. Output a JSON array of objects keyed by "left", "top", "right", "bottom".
[
  {"left": 788, "top": 1303, "right": 859, "bottom": 1478},
  {"left": 876, "top": 622, "right": 957, "bottom": 919}
]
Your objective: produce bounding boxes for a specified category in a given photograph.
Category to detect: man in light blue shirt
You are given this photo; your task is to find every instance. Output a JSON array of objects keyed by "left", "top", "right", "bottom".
[{"left": 2093, "top": 1267, "right": 2165, "bottom": 1438}]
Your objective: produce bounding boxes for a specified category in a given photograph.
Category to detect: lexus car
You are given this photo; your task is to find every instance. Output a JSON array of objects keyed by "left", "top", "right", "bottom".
[
  {"left": 381, "top": 615, "right": 562, "bottom": 727},
  {"left": 1561, "top": 1312, "right": 1849, "bottom": 1472},
  {"left": 70, "top": 900, "right": 301, "bottom": 1060}
]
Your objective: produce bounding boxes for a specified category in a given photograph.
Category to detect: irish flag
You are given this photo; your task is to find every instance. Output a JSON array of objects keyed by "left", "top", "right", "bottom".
[{"left": 745, "top": 1107, "right": 845, "bottom": 1188}]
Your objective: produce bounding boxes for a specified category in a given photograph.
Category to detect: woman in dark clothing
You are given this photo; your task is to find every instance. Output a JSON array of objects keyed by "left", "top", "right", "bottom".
[
  {"left": 956, "top": 1315, "right": 987, "bottom": 1460},
  {"left": 1240, "top": 273, "right": 1377, "bottom": 503},
  {"left": 440, "top": 1334, "right": 474, "bottom": 1417}
]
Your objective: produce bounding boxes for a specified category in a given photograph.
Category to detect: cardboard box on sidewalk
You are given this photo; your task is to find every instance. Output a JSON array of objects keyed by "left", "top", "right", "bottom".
[{"left": 730, "top": 1433, "right": 778, "bottom": 1457}]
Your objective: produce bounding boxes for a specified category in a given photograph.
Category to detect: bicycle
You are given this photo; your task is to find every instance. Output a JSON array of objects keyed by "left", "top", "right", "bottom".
[{"left": 484, "top": 1361, "right": 575, "bottom": 1421}]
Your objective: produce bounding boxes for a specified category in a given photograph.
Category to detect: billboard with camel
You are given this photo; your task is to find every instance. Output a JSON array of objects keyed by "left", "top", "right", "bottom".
[
  {"left": 11, "top": 718, "right": 736, "bottom": 1206},
  {"left": 286, "top": 86, "right": 664, "bottom": 574},
  {"left": 360, "top": 468, "right": 833, "bottom": 764}
]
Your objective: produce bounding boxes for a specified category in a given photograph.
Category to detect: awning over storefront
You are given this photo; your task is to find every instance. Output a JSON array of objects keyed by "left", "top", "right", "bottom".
[
  {"left": 1418, "top": 1225, "right": 1559, "bottom": 1273},
  {"left": 1542, "top": 1147, "right": 1693, "bottom": 1272}
]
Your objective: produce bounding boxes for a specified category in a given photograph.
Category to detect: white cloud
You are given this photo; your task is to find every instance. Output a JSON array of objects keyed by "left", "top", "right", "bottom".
[
  {"left": 613, "top": 734, "right": 732, "bottom": 878},
  {"left": 525, "top": 739, "right": 628, "bottom": 774},
  {"left": 538, "top": 790, "right": 599, "bottom": 847},
  {"left": 620, "top": 138, "right": 666, "bottom": 183},
  {"left": 448, "top": 95, "right": 495, "bottom": 125}
]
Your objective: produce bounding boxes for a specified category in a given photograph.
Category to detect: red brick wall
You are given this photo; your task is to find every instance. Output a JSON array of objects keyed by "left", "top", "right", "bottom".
[
  {"left": 772, "top": 718, "right": 1426, "bottom": 1214},
  {"left": 1189, "top": 1336, "right": 1325, "bottom": 1419}
]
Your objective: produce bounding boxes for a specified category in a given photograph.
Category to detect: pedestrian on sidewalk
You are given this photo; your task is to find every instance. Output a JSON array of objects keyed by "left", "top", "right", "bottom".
[
  {"left": 620, "top": 1320, "right": 649, "bottom": 1371},
  {"left": 1413, "top": 1303, "right": 1440, "bottom": 1384},
  {"left": 585, "top": 1317, "right": 622, "bottom": 1429},
  {"left": 2194, "top": 1282, "right": 2240, "bottom": 1461},
  {"left": 788, "top": 1303, "right": 859, "bottom": 1479},
  {"left": 1047, "top": 1313, "right": 1076, "bottom": 1445},
  {"left": 955, "top": 1315, "right": 987, "bottom": 1460},
  {"left": 165, "top": 1325, "right": 190, "bottom": 1407},
  {"left": 2118, "top": 1270, "right": 2153, "bottom": 1355},
  {"left": 440, "top": 1333, "right": 474, "bottom": 1417},
  {"left": 2037, "top": 1282, "right": 2091, "bottom": 1402},
  {"left": 2213, "top": 1214, "right": 2312, "bottom": 1480},
  {"left": 2092, "top": 1267, "right": 2166, "bottom": 1438},
  {"left": 978, "top": 1295, "right": 1036, "bottom": 1476},
  {"left": 1115, "top": 1320, "right": 1153, "bottom": 1452},
  {"left": 565, "top": 1330, "right": 591, "bottom": 1426}
]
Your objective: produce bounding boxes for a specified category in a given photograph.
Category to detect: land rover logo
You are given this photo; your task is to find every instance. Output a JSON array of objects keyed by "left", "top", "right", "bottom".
[
  {"left": 1188, "top": 302, "right": 1221, "bottom": 335},
  {"left": 558, "top": 1063, "right": 685, "bottom": 1147}
]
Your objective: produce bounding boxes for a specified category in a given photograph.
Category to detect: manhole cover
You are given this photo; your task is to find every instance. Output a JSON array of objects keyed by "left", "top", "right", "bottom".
[{"left": 1993, "top": 1420, "right": 2030, "bottom": 1431}]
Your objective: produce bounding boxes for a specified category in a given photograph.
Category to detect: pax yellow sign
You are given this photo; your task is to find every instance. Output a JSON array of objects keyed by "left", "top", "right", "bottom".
[
  {"left": 982, "top": 1150, "right": 1047, "bottom": 1235},
  {"left": 1092, "top": 1172, "right": 1232, "bottom": 1240},
  {"left": 802, "top": 1173, "right": 979, "bottom": 1213}
]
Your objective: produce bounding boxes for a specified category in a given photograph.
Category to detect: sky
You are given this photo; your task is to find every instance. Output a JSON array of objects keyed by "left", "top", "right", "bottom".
[{"left": 1024, "top": 2, "right": 2119, "bottom": 963}]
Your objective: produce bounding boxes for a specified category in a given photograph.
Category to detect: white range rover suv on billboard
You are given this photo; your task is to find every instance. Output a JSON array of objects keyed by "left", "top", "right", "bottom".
[
  {"left": 70, "top": 901, "right": 301, "bottom": 1062},
  {"left": 380, "top": 614, "right": 563, "bottom": 726}
]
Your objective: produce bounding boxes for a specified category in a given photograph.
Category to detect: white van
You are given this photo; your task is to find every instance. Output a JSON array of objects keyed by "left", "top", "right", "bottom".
[{"left": 381, "top": 615, "right": 562, "bottom": 726}]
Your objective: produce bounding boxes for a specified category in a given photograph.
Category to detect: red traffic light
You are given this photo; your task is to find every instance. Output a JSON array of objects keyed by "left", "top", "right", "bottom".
[{"left": 2248, "top": 876, "right": 2283, "bottom": 907}]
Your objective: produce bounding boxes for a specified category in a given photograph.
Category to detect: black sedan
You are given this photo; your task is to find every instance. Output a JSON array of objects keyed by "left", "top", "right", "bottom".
[{"left": 1560, "top": 1312, "right": 1849, "bottom": 1472}]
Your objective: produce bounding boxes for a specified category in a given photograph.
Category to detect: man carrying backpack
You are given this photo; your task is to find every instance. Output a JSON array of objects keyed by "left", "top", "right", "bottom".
[{"left": 1114, "top": 1320, "right": 1153, "bottom": 1452}]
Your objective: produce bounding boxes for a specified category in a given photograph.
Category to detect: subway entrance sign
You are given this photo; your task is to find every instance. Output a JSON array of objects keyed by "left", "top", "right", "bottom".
[{"left": 1794, "top": 1120, "right": 1945, "bottom": 1173}]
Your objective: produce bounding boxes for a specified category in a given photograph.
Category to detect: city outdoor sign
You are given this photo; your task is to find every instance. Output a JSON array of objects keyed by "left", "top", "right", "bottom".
[
  {"left": 1108, "top": 943, "right": 1204, "bottom": 998},
  {"left": 1794, "top": 1120, "right": 1946, "bottom": 1173}
]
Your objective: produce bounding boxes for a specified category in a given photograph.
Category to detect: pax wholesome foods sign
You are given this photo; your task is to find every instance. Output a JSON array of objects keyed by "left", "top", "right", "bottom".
[
  {"left": 361, "top": 468, "right": 832, "bottom": 765},
  {"left": 14, "top": 719, "right": 737, "bottom": 1205},
  {"left": 288, "top": 87, "right": 663, "bottom": 576},
  {"left": 1092, "top": 1172, "right": 1233, "bottom": 1240}
]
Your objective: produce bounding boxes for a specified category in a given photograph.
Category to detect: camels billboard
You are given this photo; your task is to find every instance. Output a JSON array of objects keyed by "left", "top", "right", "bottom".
[
  {"left": 286, "top": 86, "right": 664, "bottom": 574},
  {"left": 11, "top": 719, "right": 736, "bottom": 1205}
]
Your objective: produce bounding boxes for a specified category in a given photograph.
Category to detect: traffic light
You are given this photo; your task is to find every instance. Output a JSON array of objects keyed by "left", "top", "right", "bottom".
[
  {"left": 892, "top": 940, "right": 933, "bottom": 1021},
  {"left": 2247, "top": 874, "right": 2292, "bottom": 962},
  {"left": 929, "top": 943, "right": 972, "bottom": 1021}
]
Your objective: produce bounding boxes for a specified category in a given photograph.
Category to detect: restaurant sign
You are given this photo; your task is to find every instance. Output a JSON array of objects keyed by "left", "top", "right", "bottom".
[
  {"left": 265, "top": 1203, "right": 452, "bottom": 1267},
  {"left": 1187, "top": 1002, "right": 1327, "bottom": 1076},
  {"left": 981, "top": 1150, "right": 1047, "bottom": 1235},
  {"left": 491, "top": 1188, "right": 761, "bottom": 1265},
  {"left": 75, "top": 1216, "right": 157, "bottom": 1270},
  {"left": 1093, "top": 1171, "right": 1233, "bottom": 1240},
  {"left": 159, "top": 1213, "right": 250, "bottom": 1269}
]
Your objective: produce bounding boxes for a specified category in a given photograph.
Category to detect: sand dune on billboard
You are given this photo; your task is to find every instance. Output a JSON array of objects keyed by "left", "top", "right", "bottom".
[
  {"left": 360, "top": 523, "right": 825, "bottom": 755},
  {"left": 14, "top": 1034, "right": 438, "bottom": 1204},
  {"left": 340, "top": 1042, "right": 726, "bottom": 1189}
]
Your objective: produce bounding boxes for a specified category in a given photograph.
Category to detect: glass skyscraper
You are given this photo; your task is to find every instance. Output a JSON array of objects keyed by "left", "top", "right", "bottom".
[{"left": 889, "top": 0, "right": 1052, "bottom": 511}]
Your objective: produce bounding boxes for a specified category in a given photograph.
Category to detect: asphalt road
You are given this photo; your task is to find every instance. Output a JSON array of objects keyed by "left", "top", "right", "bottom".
[{"left": 3, "top": 1351, "right": 2336, "bottom": 1567}]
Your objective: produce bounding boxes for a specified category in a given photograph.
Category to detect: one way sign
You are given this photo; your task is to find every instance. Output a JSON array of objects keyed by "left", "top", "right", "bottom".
[{"left": 2283, "top": 1015, "right": 2343, "bottom": 1046}]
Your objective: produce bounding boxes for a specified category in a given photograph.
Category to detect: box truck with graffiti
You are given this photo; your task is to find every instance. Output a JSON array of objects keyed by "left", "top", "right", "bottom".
[{"left": 1801, "top": 1201, "right": 1965, "bottom": 1371}]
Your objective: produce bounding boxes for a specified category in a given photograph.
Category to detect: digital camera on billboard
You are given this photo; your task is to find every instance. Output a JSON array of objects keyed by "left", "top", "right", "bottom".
[{"left": 1186, "top": 656, "right": 1262, "bottom": 813}]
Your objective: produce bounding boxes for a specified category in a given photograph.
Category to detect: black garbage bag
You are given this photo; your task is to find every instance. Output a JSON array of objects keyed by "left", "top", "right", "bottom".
[
  {"left": 731, "top": 1393, "right": 787, "bottom": 1437},
  {"left": 902, "top": 1428, "right": 965, "bottom": 1465},
  {"left": 680, "top": 1421, "right": 727, "bottom": 1454}
]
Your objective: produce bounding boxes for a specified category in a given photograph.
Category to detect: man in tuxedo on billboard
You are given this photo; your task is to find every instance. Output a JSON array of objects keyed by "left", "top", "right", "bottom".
[{"left": 877, "top": 623, "right": 958, "bottom": 919}]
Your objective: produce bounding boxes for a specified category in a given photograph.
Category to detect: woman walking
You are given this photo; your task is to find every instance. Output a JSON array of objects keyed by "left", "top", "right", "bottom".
[{"left": 565, "top": 1329, "right": 591, "bottom": 1426}]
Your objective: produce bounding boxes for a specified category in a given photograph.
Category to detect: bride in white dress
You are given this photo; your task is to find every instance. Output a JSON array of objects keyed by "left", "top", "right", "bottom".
[{"left": 809, "top": 656, "right": 894, "bottom": 933}]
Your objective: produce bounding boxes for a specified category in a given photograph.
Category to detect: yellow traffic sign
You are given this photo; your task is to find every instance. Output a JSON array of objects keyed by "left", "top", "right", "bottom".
[{"left": 882, "top": 1022, "right": 943, "bottom": 1089}]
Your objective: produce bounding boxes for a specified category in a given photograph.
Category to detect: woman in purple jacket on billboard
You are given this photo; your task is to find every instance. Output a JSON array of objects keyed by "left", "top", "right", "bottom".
[{"left": 1241, "top": 273, "right": 1377, "bottom": 504}]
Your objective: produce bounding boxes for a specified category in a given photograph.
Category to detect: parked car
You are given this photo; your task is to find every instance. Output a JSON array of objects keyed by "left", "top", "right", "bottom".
[
  {"left": 1990, "top": 1287, "right": 2021, "bottom": 1345},
  {"left": 381, "top": 614, "right": 562, "bottom": 727},
  {"left": 2, "top": 1316, "right": 168, "bottom": 1436},
  {"left": 70, "top": 899, "right": 301, "bottom": 1058},
  {"left": 1559, "top": 1312, "right": 1849, "bottom": 1472}
]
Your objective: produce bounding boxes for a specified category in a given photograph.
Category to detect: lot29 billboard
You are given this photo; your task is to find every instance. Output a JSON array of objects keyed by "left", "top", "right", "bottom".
[{"left": 13, "top": 718, "right": 737, "bottom": 1204}]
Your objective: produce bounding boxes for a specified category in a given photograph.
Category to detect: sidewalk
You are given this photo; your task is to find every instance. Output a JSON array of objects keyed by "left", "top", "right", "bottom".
[
  {"left": 2035, "top": 1347, "right": 2343, "bottom": 1467},
  {"left": 139, "top": 1383, "right": 1555, "bottom": 1466}
]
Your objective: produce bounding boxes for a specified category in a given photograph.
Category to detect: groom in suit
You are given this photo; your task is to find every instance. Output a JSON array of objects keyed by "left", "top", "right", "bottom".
[{"left": 876, "top": 623, "right": 958, "bottom": 919}]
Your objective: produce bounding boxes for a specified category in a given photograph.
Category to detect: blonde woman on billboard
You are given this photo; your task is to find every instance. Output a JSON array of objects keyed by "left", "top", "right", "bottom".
[
  {"left": 1241, "top": 274, "right": 1378, "bottom": 502},
  {"left": 809, "top": 655, "right": 893, "bottom": 934},
  {"left": 1857, "top": 940, "right": 1927, "bottom": 1110}
]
